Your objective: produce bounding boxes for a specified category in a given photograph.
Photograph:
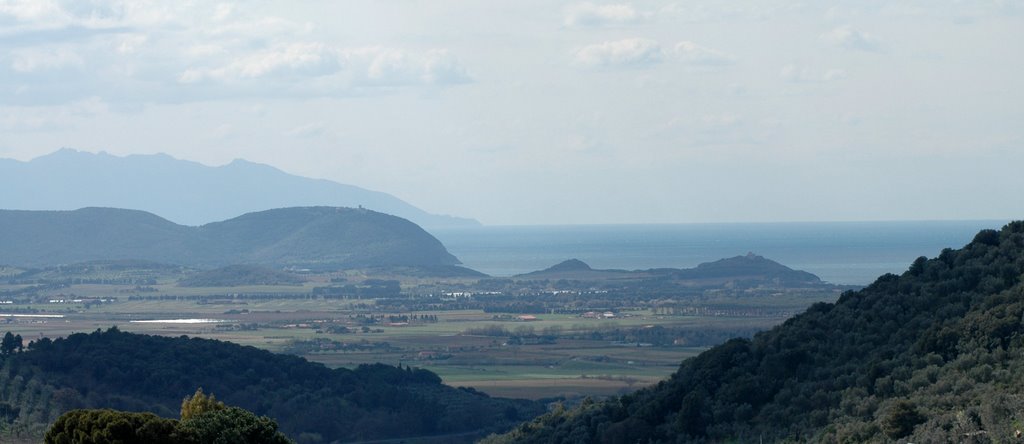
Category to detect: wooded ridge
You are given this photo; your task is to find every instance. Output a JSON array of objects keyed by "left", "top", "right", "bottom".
[{"left": 486, "top": 222, "right": 1024, "bottom": 443}]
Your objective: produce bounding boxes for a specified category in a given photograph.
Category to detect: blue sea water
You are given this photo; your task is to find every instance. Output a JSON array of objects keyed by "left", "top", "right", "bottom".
[{"left": 430, "top": 220, "right": 1011, "bottom": 285}]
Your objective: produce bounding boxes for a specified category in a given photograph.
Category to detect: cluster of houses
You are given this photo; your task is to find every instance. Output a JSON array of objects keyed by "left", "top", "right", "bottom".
[
  {"left": 46, "top": 297, "right": 113, "bottom": 304},
  {"left": 439, "top": 291, "right": 503, "bottom": 301}
]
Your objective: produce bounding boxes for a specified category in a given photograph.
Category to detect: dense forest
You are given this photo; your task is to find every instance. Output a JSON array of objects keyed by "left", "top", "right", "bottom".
[
  {"left": 0, "top": 328, "right": 542, "bottom": 443},
  {"left": 486, "top": 221, "right": 1024, "bottom": 443}
]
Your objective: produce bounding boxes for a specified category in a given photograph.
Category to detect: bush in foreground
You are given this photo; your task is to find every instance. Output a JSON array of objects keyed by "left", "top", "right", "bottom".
[{"left": 44, "top": 389, "right": 293, "bottom": 444}]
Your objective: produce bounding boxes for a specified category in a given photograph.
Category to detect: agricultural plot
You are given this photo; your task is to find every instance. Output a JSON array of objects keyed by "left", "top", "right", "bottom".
[{"left": 1, "top": 264, "right": 839, "bottom": 400}]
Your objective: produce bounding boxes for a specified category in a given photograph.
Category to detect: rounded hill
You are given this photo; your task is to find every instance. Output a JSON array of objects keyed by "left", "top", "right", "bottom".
[{"left": 0, "top": 207, "right": 462, "bottom": 270}]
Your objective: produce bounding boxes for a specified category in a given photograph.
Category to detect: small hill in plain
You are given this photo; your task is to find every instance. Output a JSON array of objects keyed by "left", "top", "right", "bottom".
[
  {"left": 543, "top": 259, "right": 593, "bottom": 273},
  {"left": 671, "top": 252, "right": 822, "bottom": 285},
  {"left": 518, "top": 253, "right": 823, "bottom": 287},
  {"left": 0, "top": 207, "right": 465, "bottom": 271}
]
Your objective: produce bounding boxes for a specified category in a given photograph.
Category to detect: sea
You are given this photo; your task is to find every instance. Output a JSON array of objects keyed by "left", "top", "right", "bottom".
[{"left": 430, "top": 220, "right": 1012, "bottom": 286}]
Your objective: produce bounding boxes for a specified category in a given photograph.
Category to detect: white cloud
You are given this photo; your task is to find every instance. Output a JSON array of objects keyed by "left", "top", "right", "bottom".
[
  {"left": 285, "top": 122, "right": 325, "bottom": 138},
  {"left": 0, "top": 0, "right": 182, "bottom": 33},
  {"left": 657, "top": 2, "right": 770, "bottom": 23},
  {"left": 235, "top": 43, "right": 341, "bottom": 79},
  {"left": 780, "top": 64, "right": 848, "bottom": 83},
  {"left": 662, "top": 112, "right": 754, "bottom": 148},
  {"left": 346, "top": 47, "right": 471, "bottom": 87},
  {"left": 184, "top": 44, "right": 227, "bottom": 58},
  {"left": 0, "top": 2, "right": 471, "bottom": 104},
  {"left": 821, "top": 25, "right": 882, "bottom": 52},
  {"left": 179, "top": 44, "right": 471, "bottom": 88},
  {"left": 575, "top": 39, "right": 734, "bottom": 68},
  {"left": 212, "top": 3, "right": 234, "bottom": 22},
  {"left": 700, "top": 113, "right": 742, "bottom": 129},
  {"left": 115, "top": 34, "right": 148, "bottom": 55},
  {"left": 823, "top": 69, "right": 848, "bottom": 81},
  {"left": 564, "top": 3, "right": 642, "bottom": 27},
  {"left": 0, "top": 97, "right": 108, "bottom": 131},
  {"left": 178, "top": 42, "right": 341, "bottom": 82},
  {"left": 420, "top": 49, "right": 472, "bottom": 85},
  {"left": 203, "top": 16, "right": 312, "bottom": 39},
  {"left": 10, "top": 46, "right": 83, "bottom": 72},
  {"left": 673, "top": 41, "right": 735, "bottom": 65},
  {"left": 667, "top": 113, "right": 743, "bottom": 131},
  {"left": 0, "top": 0, "right": 69, "bottom": 25},
  {"left": 575, "top": 38, "right": 663, "bottom": 67}
]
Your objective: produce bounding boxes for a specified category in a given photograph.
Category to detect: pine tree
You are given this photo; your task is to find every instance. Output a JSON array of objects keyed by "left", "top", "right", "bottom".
[{"left": 1, "top": 332, "right": 14, "bottom": 355}]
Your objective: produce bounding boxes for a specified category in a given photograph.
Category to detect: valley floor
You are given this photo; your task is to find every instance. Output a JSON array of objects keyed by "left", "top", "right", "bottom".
[{"left": 2, "top": 291, "right": 810, "bottom": 400}]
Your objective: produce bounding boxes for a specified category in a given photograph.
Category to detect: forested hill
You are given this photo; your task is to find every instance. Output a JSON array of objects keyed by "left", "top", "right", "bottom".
[
  {"left": 0, "top": 328, "right": 542, "bottom": 442},
  {"left": 486, "top": 222, "right": 1024, "bottom": 443},
  {"left": 0, "top": 206, "right": 464, "bottom": 270}
]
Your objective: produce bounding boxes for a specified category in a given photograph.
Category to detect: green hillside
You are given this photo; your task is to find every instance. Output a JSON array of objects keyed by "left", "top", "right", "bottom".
[
  {"left": 0, "top": 328, "right": 542, "bottom": 443},
  {"left": 0, "top": 207, "right": 463, "bottom": 270},
  {"left": 486, "top": 222, "right": 1024, "bottom": 443}
]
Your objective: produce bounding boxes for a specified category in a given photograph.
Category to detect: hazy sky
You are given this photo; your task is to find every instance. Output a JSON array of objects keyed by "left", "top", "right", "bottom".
[{"left": 1, "top": 1, "right": 1022, "bottom": 225}]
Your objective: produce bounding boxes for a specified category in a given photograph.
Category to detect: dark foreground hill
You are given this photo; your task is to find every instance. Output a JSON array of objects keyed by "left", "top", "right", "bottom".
[
  {"left": 0, "top": 149, "right": 478, "bottom": 228},
  {"left": 0, "top": 328, "right": 543, "bottom": 443},
  {"left": 487, "top": 222, "right": 1024, "bottom": 443},
  {"left": 0, "top": 207, "right": 466, "bottom": 270}
]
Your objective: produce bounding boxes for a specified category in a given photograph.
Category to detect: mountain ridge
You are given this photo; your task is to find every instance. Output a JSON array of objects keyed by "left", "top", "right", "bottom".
[
  {"left": 0, "top": 149, "right": 479, "bottom": 228},
  {"left": 0, "top": 206, "right": 465, "bottom": 270}
]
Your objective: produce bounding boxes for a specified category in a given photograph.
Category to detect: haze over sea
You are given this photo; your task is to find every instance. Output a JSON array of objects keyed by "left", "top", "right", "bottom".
[{"left": 433, "top": 220, "right": 1010, "bottom": 285}]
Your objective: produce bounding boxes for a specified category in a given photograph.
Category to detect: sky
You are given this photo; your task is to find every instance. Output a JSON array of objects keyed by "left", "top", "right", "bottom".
[{"left": 0, "top": 1, "right": 1022, "bottom": 225}]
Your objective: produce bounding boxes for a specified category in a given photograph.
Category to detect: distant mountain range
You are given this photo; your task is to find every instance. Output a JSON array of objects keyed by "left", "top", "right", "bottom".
[
  {"left": 0, "top": 149, "right": 478, "bottom": 228},
  {"left": 519, "top": 253, "right": 823, "bottom": 287},
  {"left": 0, "top": 207, "right": 465, "bottom": 270}
]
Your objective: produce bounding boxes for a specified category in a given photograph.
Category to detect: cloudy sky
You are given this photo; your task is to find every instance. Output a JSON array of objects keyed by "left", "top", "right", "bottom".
[{"left": 1, "top": 1, "right": 1022, "bottom": 225}]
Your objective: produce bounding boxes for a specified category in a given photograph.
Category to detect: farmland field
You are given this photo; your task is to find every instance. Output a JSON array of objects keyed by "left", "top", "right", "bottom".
[{"left": 1, "top": 270, "right": 838, "bottom": 400}]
